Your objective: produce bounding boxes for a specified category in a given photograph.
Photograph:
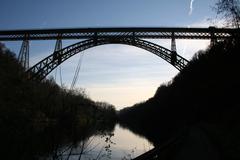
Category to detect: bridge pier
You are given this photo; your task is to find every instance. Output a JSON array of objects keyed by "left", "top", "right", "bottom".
[
  {"left": 53, "top": 35, "right": 63, "bottom": 85},
  {"left": 209, "top": 26, "right": 217, "bottom": 46},
  {"left": 171, "top": 32, "right": 177, "bottom": 65},
  {"left": 210, "top": 38, "right": 217, "bottom": 46},
  {"left": 53, "top": 35, "right": 62, "bottom": 64},
  {"left": 18, "top": 34, "right": 29, "bottom": 70},
  {"left": 171, "top": 51, "right": 177, "bottom": 65},
  {"left": 171, "top": 32, "right": 177, "bottom": 52}
]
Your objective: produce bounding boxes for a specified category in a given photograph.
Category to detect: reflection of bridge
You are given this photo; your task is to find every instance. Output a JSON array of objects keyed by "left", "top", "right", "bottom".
[{"left": 0, "top": 27, "right": 239, "bottom": 80}]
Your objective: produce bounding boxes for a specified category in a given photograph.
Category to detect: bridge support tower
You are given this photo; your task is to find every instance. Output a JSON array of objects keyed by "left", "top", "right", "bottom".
[
  {"left": 209, "top": 26, "right": 217, "bottom": 46},
  {"left": 171, "top": 32, "right": 177, "bottom": 65},
  {"left": 53, "top": 34, "right": 63, "bottom": 64},
  {"left": 18, "top": 35, "right": 29, "bottom": 70},
  {"left": 53, "top": 34, "right": 63, "bottom": 86}
]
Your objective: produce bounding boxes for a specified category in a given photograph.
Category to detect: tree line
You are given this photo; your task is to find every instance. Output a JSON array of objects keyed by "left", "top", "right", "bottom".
[
  {"left": 0, "top": 42, "right": 117, "bottom": 159},
  {"left": 118, "top": 38, "right": 240, "bottom": 159},
  {"left": 118, "top": 1, "right": 240, "bottom": 158}
]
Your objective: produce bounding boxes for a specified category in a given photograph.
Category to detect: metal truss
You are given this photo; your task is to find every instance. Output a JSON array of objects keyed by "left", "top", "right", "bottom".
[
  {"left": 27, "top": 37, "right": 189, "bottom": 81},
  {"left": 18, "top": 39, "right": 29, "bottom": 70},
  {"left": 2, "top": 27, "right": 238, "bottom": 81},
  {"left": 0, "top": 27, "right": 239, "bottom": 41}
]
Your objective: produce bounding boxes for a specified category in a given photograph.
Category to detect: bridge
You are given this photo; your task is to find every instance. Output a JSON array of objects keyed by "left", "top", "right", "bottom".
[
  {"left": 0, "top": 26, "right": 239, "bottom": 159},
  {"left": 0, "top": 27, "right": 239, "bottom": 81}
]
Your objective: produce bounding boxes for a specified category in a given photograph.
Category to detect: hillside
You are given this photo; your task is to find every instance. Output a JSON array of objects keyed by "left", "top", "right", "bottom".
[
  {"left": 118, "top": 39, "right": 240, "bottom": 159},
  {"left": 0, "top": 43, "right": 117, "bottom": 159}
]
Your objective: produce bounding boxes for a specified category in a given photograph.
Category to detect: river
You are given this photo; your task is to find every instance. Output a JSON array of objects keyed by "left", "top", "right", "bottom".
[{"left": 45, "top": 124, "right": 153, "bottom": 160}]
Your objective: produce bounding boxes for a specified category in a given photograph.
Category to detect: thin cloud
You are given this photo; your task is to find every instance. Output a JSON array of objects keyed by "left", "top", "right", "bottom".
[
  {"left": 189, "top": 17, "right": 226, "bottom": 27},
  {"left": 189, "top": 0, "right": 195, "bottom": 16}
]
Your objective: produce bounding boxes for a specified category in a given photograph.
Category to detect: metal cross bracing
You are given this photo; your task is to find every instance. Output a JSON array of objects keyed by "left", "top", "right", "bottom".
[
  {"left": 53, "top": 35, "right": 63, "bottom": 86},
  {"left": 18, "top": 34, "right": 30, "bottom": 70},
  {"left": 27, "top": 37, "right": 188, "bottom": 81},
  {"left": 0, "top": 27, "right": 239, "bottom": 41},
  {"left": 0, "top": 27, "right": 239, "bottom": 80}
]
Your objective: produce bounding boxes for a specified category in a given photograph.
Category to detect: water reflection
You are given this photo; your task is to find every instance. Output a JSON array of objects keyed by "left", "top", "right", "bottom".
[
  {"left": 0, "top": 122, "right": 152, "bottom": 160},
  {"left": 46, "top": 125, "right": 153, "bottom": 160},
  {"left": 45, "top": 133, "right": 115, "bottom": 160},
  {"left": 110, "top": 125, "right": 153, "bottom": 159}
]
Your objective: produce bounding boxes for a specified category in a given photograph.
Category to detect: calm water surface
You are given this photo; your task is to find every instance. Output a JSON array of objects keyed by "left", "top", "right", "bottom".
[{"left": 51, "top": 124, "right": 153, "bottom": 160}]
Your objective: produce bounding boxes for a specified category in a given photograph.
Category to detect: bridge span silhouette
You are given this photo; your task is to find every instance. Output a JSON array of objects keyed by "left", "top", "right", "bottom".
[
  {"left": 0, "top": 27, "right": 239, "bottom": 159},
  {"left": 0, "top": 26, "right": 239, "bottom": 81}
]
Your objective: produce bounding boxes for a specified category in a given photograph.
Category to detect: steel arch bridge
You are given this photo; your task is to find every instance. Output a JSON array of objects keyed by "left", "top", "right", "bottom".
[
  {"left": 0, "top": 26, "right": 239, "bottom": 81},
  {"left": 27, "top": 37, "right": 188, "bottom": 81}
]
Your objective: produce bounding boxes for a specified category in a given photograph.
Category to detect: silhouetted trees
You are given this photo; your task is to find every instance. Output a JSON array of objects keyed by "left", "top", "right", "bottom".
[
  {"left": 214, "top": 0, "right": 240, "bottom": 28},
  {"left": 0, "top": 42, "right": 117, "bottom": 159},
  {"left": 0, "top": 42, "right": 117, "bottom": 126},
  {"left": 118, "top": 39, "right": 240, "bottom": 159}
]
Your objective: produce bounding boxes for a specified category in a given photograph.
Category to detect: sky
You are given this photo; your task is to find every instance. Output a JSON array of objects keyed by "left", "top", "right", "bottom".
[{"left": 0, "top": 0, "right": 222, "bottom": 109}]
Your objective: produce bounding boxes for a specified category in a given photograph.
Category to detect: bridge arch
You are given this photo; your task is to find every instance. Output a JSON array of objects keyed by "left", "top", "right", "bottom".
[{"left": 28, "top": 38, "right": 189, "bottom": 81}]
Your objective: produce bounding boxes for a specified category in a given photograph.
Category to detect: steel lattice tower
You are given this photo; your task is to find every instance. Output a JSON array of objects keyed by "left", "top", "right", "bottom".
[{"left": 18, "top": 39, "right": 29, "bottom": 70}]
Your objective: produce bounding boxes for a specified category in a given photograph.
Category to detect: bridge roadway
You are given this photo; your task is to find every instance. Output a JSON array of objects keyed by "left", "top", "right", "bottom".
[{"left": 0, "top": 27, "right": 239, "bottom": 41}]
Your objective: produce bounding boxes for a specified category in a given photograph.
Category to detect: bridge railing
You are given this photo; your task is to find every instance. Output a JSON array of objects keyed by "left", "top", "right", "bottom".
[{"left": 0, "top": 27, "right": 239, "bottom": 41}]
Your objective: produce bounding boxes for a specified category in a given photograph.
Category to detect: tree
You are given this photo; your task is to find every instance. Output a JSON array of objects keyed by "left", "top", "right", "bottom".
[{"left": 214, "top": 0, "right": 240, "bottom": 28}]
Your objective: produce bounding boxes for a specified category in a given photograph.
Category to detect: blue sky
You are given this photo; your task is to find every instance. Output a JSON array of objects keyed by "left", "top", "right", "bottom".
[
  {"left": 1, "top": 0, "right": 221, "bottom": 109},
  {"left": 1, "top": 0, "right": 217, "bottom": 29}
]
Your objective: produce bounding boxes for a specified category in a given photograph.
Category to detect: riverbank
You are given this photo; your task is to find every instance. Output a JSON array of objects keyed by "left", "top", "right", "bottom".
[
  {"left": 118, "top": 39, "right": 240, "bottom": 159},
  {"left": 0, "top": 42, "right": 117, "bottom": 160}
]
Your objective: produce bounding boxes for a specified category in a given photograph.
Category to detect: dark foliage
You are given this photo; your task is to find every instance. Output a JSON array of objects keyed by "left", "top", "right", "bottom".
[
  {"left": 214, "top": 0, "right": 240, "bottom": 28},
  {"left": 118, "top": 39, "right": 240, "bottom": 159},
  {"left": 0, "top": 43, "right": 117, "bottom": 160}
]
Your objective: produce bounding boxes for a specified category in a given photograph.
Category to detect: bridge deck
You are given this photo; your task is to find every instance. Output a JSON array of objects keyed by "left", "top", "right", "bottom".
[{"left": 0, "top": 27, "right": 239, "bottom": 41}]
